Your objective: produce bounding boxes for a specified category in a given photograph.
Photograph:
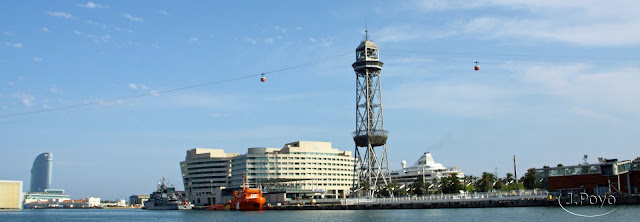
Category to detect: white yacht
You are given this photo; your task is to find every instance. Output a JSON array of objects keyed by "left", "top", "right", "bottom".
[{"left": 390, "top": 152, "right": 464, "bottom": 184}]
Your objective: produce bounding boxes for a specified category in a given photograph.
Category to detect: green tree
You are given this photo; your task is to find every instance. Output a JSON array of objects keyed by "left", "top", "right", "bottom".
[
  {"left": 521, "top": 168, "right": 537, "bottom": 189},
  {"left": 431, "top": 178, "right": 439, "bottom": 194},
  {"left": 493, "top": 178, "right": 504, "bottom": 191},
  {"left": 442, "top": 173, "right": 463, "bottom": 194},
  {"left": 397, "top": 183, "right": 408, "bottom": 196},
  {"left": 557, "top": 164, "right": 564, "bottom": 167},
  {"left": 411, "top": 178, "right": 429, "bottom": 196},
  {"left": 475, "top": 172, "right": 495, "bottom": 192},
  {"left": 388, "top": 181, "right": 399, "bottom": 196},
  {"left": 505, "top": 173, "right": 514, "bottom": 191},
  {"left": 463, "top": 175, "right": 475, "bottom": 192}
]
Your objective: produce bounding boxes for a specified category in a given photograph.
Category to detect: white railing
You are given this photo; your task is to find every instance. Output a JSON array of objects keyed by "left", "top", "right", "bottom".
[{"left": 341, "top": 189, "right": 548, "bottom": 205}]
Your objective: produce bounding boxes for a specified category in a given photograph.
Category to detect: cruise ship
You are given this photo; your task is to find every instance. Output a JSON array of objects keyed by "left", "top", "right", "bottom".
[{"left": 390, "top": 152, "right": 464, "bottom": 184}]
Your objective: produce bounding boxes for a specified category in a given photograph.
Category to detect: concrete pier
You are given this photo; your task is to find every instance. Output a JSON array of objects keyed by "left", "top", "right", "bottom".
[{"left": 268, "top": 194, "right": 640, "bottom": 210}]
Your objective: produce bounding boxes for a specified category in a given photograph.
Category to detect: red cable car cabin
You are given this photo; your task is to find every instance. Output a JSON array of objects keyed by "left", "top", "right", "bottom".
[
  {"left": 260, "top": 73, "right": 266, "bottom": 82},
  {"left": 474, "top": 61, "right": 480, "bottom": 71}
]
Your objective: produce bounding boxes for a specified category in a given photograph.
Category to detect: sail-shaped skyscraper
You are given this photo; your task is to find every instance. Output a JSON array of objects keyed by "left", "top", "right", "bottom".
[{"left": 30, "top": 152, "right": 53, "bottom": 192}]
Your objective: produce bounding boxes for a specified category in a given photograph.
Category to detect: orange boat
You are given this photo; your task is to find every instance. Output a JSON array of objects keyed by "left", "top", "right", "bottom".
[{"left": 230, "top": 175, "right": 266, "bottom": 211}]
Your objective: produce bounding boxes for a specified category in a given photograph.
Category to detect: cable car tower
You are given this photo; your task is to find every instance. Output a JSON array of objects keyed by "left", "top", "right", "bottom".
[{"left": 352, "top": 30, "right": 391, "bottom": 197}]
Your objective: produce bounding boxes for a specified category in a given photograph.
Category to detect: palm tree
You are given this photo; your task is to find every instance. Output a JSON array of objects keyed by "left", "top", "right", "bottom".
[
  {"left": 521, "top": 168, "right": 537, "bottom": 189},
  {"left": 431, "top": 178, "right": 439, "bottom": 194},
  {"left": 505, "top": 173, "right": 514, "bottom": 191},
  {"left": 476, "top": 172, "right": 495, "bottom": 192}
]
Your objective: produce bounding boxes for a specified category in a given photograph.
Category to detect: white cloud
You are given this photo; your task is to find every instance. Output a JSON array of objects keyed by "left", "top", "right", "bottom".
[
  {"left": 570, "top": 106, "right": 621, "bottom": 125},
  {"left": 86, "top": 20, "right": 107, "bottom": 29},
  {"left": 264, "top": 38, "right": 274, "bottom": 44},
  {"left": 275, "top": 26, "right": 286, "bottom": 33},
  {"left": 320, "top": 38, "right": 333, "bottom": 47},
  {"left": 296, "top": 26, "right": 303, "bottom": 30},
  {"left": 78, "top": 2, "right": 108, "bottom": 8},
  {"left": 5, "top": 42, "right": 22, "bottom": 48},
  {"left": 308, "top": 37, "right": 317, "bottom": 43},
  {"left": 396, "top": 0, "right": 640, "bottom": 46},
  {"left": 49, "top": 85, "right": 59, "bottom": 93},
  {"left": 7, "top": 82, "right": 14, "bottom": 86},
  {"left": 114, "top": 27, "right": 133, "bottom": 33},
  {"left": 460, "top": 16, "right": 640, "bottom": 46},
  {"left": 150, "top": 90, "right": 159, "bottom": 96},
  {"left": 41, "top": 27, "right": 49, "bottom": 32},
  {"left": 158, "top": 10, "right": 169, "bottom": 16},
  {"left": 122, "top": 13, "right": 143, "bottom": 22},
  {"left": 33, "top": 57, "right": 43, "bottom": 62},
  {"left": 517, "top": 65, "right": 640, "bottom": 113},
  {"left": 86, "top": 34, "right": 111, "bottom": 43},
  {"left": 188, "top": 37, "right": 200, "bottom": 44},
  {"left": 74, "top": 30, "right": 111, "bottom": 43},
  {"left": 139, "top": 84, "right": 148, "bottom": 90},
  {"left": 13, "top": 92, "right": 35, "bottom": 106},
  {"left": 210, "top": 113, "right": 230, "bottom": 118},
  {"left": 128, "top": 83, "right": 138, "bottom": 89},
  {"left": 376, "top": 25, "right": 456, "bottom": 43},
  {"left": 387, "top": 80, "right": 519, "bottom": 117},
  {"left": 46, "top": 11, "right": 72, "bottom": 19},
  {"left": 3, "top": 31, "right": 14, "bottom": 36},
  {"left": 386, "top": 63, "right": 640, "bottom": 120},
  {"left": 246, "top": 38, "right": 257, "bottom": 44}
]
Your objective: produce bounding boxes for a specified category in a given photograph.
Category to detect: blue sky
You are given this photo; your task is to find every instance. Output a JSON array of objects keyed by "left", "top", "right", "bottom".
[{"left": 1, "top": 1, "right": 638, "bottom": 200}]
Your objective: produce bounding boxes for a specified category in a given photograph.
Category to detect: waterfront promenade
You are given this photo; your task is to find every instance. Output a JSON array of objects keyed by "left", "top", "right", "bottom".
[{"left": 271, "top": 190, "right": 640, "bottom": 210}]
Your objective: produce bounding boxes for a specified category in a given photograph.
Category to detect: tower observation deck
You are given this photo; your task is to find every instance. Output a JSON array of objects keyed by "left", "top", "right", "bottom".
[{"left": 352, "top": 31, "right": 391, "bottom": 197}]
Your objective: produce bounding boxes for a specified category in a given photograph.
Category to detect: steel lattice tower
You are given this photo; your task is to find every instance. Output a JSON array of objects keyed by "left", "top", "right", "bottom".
[{"left": 351, "top": 31, "right": 391, "bottom": 197}]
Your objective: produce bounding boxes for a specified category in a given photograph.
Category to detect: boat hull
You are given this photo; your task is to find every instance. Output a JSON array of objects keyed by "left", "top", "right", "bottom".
[
  {"left": 235, "top": 197, "right": 266, "bottom": 211},
  {"left": 143, "top": 201, "right": 193, "bottom": 210}
]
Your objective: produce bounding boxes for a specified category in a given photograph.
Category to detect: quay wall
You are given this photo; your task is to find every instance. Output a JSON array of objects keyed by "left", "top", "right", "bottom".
[{"left": 269, "top": 195, "right": 640, "bottom": 210}]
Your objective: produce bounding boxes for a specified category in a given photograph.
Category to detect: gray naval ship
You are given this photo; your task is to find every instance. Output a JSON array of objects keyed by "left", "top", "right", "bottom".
[{"left": 143, "top": 178, "right": 193, "bottom": 210}]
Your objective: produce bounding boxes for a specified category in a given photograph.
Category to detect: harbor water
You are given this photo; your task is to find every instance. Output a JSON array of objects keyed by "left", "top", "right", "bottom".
[{"left": 1, "top": 205, "right": 638, "bottom": 222}]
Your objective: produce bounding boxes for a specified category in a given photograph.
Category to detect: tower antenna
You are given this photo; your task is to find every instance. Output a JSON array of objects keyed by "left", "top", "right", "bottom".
[{"left": 365, "top": 21, "right": 369, "bottom": 41}]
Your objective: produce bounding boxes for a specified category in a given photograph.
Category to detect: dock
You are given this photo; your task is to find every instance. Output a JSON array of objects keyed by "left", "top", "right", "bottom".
[{"left": 268, "top": 191, "right": 640, "bottom": 210}]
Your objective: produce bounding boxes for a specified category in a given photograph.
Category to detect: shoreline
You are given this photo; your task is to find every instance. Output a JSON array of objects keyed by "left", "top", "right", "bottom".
[{"left": 268, "top": 195, "right": 640, "bottom": 210}]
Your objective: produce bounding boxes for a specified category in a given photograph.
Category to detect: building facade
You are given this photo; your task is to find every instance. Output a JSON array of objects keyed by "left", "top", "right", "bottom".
[
  {"left": 181, "top": 141, "right": 356, "bottom": 205},
  {"left": 58, "top": 197, "right": 101, "bottom": 208},
  {"left": 23, "top": 189, "right": 71, "bottom": 208},
  {"left": 180, "top": 148, "right": 238, "bottom": 205},
  {"left": 536, "top": 159, "right": 640, "bottom": 195},
  {"left": 128, "top": 194, "right": 150, "bottom": 207},
  {"left": 0, "top": 180, "right": 23, "bottom": 209},
  {"left": 30, "top": 152, "right": 53, "bottom": 192}
]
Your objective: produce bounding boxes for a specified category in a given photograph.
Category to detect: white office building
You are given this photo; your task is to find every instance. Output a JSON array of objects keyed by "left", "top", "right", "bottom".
[{"left": 181, "top": 141, "right": 356, "bottom": 205}]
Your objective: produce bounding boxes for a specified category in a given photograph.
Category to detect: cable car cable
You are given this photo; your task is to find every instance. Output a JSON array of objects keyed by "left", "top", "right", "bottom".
[
  {"left": 0, "top": 52, "right": 352, "bottom": 120},
  {"left": 384, "top": 53, "right": 640, "bottom": 68},
  {"left": 386, "top": 49, "right": 640, "bottom": 60}
]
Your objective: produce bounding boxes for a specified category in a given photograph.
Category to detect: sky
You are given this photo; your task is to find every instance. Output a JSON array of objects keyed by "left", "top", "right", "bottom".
[{"left": 1, "top": 0, "right": 639, "bottom": 200}]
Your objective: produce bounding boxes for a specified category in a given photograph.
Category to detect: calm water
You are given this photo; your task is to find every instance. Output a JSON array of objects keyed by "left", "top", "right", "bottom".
[{"left": 1, "top": 205, "right": 637, "bottom": 221}]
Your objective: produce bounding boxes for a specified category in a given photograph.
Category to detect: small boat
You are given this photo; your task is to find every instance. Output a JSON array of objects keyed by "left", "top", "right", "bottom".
[{"left": 230, "top": 174, "right": 266, "bottom": 211}]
